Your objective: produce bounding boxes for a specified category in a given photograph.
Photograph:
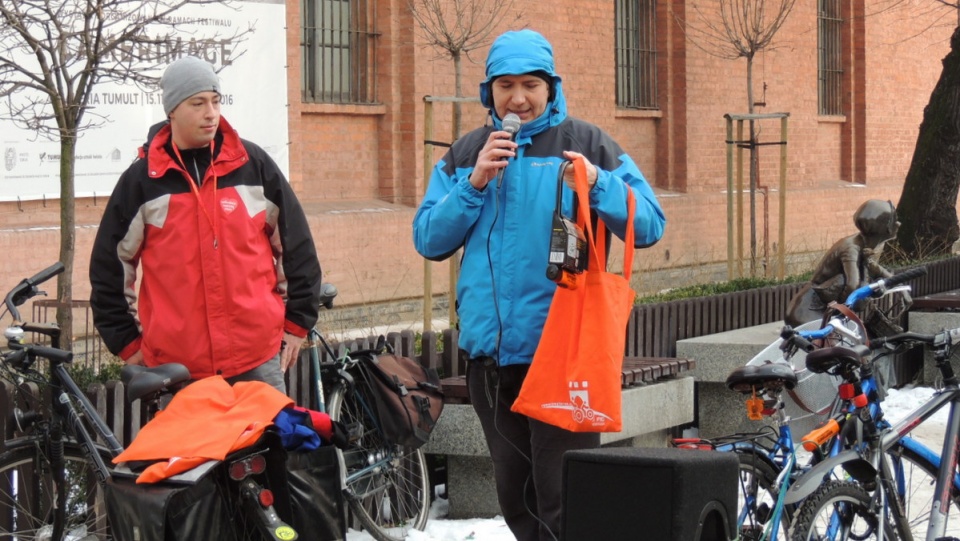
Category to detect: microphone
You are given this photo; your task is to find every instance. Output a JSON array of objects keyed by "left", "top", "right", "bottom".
[{"left": 495, "top": 113, "right": 522, "bottom": 189}]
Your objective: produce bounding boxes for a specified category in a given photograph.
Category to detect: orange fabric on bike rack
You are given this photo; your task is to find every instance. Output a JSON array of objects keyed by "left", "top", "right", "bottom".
[{"left": 113, "top": 376, "right": 294, "bottom": 483}]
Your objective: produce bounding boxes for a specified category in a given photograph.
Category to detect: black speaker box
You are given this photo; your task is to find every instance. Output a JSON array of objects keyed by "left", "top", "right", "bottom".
[{"left": 561, "top": 447, "right": 738, "bottom": 541}]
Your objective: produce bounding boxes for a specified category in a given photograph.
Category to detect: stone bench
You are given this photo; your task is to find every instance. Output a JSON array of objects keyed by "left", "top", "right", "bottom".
[
  {"left": 908, "top": 291, "right": 960, "bottom": 384},
  {"left": 675, "top": 321, "right": 819, "bottom": 438},
  {"left": 676, "top": 309, "right": 960, "bottom": 440},
  {"left": 425, "top": 357, "right": 696, "bottom": 518}
]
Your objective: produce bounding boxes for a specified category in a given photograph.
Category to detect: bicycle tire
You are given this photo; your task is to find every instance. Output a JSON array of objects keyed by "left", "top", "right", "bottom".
[
  {"left": 886, "top": 441, "right": 960, "bottom": 539},
  {"left": 328, "top": 373, "right": 430, "bottom": 541},
  {"left": 0, "top": 436, "right": 112, "bottom": 540},
  {"left": 790, "top": 480, "right": 897, "bottom": 540},
  {"left": 735, "top": 448, "right": 790, "bottom": 540}
]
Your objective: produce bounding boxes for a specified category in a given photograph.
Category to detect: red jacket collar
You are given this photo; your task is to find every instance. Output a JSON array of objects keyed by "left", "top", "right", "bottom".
[{"left": 146, "top": 116, "right": 249, "bottom": 179}]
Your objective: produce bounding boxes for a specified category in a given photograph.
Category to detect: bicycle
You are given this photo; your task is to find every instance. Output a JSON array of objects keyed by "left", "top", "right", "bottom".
[
  {"left": 304, "top": 283, "right": 431, "bottom": 541},
  {"left": 0, "top": 263, "right": 296, "bottom": 541},
  {"left": 674, "top": 267, "right": 927, "bottom": 541},
  {"left": 777, "top": 268, "right": 960, "bottom": 540},
  {"left": 783, "top": 321, "right": 960, "bottom": 540}
]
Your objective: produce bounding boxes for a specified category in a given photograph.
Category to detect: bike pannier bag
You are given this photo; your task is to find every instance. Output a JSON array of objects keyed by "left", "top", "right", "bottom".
[
  {"left": 106, "top": 430, "right": 295, "bottom": 541},
  {"left": 105, "top": 466, "right": 229, "bottom": 541},
  {"left": 287, "top": 446, "right": 347, "bottom": 540},
  {"left": 360, "top": 353, "right": 445, "bottom": 448}
]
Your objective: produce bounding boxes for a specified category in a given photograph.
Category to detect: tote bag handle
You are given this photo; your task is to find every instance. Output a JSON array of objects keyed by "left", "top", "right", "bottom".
[{"left": 566, "top": 157, "right": 636, "bottom": 279}]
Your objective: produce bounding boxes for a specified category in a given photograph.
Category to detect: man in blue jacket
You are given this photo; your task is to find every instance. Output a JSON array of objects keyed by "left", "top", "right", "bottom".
[{"left": 413, "top": 29, "right": 666, "bottom": 541}]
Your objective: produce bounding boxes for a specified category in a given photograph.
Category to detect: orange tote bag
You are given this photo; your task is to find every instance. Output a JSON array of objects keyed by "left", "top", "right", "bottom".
[{"left": 511, "top": 157, "right": 636, "bottom": 432}]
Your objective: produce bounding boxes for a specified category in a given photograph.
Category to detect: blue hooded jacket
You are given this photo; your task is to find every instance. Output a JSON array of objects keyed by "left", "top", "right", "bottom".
[{"left": 412, "top": 30, "right": 666, "bottom": 366}]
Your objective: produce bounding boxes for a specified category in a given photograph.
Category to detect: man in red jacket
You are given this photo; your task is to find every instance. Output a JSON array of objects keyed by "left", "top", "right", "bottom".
[{"left": 90, "top": 56, "right": 322, "bottom": 393}]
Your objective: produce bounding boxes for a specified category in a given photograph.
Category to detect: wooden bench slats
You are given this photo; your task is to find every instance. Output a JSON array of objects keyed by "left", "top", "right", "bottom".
[
  {"left": 911, "top": 289, "right": 960, "bottom": 311},
  {"left": 439, "top": 357, "right": 694, "bottom": 405}
]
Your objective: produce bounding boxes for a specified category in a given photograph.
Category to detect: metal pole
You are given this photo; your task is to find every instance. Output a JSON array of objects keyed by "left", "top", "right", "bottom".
[
  {"left": 779, "top": 116, "right": 788, "bottom": 279},
  {"left": 420, "top": 96, "right": 481, "bottom": 332},
  {"left": 448, "top": 106, "right": 459, "bottom": 329},
  {"left": 726, "top": 117, "right": 734, "bottom": 280},
  {"left": 736, "top": 120, "right": 745, "bottom": 278}
]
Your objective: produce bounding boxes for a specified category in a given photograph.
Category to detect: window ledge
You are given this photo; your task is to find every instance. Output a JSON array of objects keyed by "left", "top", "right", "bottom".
[
  {"left": 301, "top": 102, "right": 387, "bottom": 116},
  {"left": 616, "top": 108, "right": 662, "bottom": 119},
  {"left": 818, "top": 115, "right": 847, "bottom": 123}
]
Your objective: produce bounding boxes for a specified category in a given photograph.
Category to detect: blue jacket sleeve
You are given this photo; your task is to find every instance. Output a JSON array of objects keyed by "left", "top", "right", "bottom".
[
  {"left": 589, "top": 153, "right": 665, "bottom": 248},
  {"left": 412, "top": 157, "right": 487, "bottom": 261}
]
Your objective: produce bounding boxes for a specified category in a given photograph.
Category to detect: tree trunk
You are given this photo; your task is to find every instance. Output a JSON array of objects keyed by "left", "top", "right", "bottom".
[
  {"left": 896, "top": 26, "right": 960, "bottom": 258},
  {"left": 57, "top": 136, "right": 76, "bottom": 351},
  {"left": 747, "top": 54, "right": 759, "bottom": 276},
  {"left": 453, "top": 51, "right": 463, "bottom": 139}
]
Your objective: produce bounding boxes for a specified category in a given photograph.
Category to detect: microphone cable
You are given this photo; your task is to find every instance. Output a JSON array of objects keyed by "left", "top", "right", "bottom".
[{"left": 483, "top": 145, "right": 560, "bottom": 541}]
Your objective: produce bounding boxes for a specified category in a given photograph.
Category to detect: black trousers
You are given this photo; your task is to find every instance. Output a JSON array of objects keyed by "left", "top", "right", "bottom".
[{"left": 467, "top": 359, "right": 600, "bottom": 541}]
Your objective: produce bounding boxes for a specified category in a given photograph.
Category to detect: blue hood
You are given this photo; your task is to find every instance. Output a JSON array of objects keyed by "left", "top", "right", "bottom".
[{"left": 479, "top": 29, "right": 568, "bottom": 136}]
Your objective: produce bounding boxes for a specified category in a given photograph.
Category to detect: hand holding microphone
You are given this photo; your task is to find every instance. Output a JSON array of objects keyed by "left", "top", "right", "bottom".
[
  {"left": 469, "top": 113, "right": 521, "bottom": 190},
  {"left": 495, "top": 113, "right": 522, "bottom": 189}
]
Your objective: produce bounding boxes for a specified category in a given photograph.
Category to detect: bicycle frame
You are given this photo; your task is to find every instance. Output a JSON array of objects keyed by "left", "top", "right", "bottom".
[
  {"left": 309, "top": 333, "right": 400, "bottom": 488},
  {"left": 718, "top": 421, "right": 799, "bottom": 539},
  {"left": 47, "top": 360, "right": 124, "bottom": 478},
  {"left": 785, "top": 330, "right": 960, "bottom": 541},
  {"left": 880, "top": 384, "right": 960, "bottom": 540}
]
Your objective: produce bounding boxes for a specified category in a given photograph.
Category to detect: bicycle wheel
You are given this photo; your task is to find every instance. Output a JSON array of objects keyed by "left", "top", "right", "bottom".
[
  {"left": 887, "top": 441, "right": 960, "bottom": 538},
  {"left": 736, "top": 449, "right": 790, "bottom": 541},
  {"left": 790, "top": 480, "right": 897, "bottom": 540},
  {"left": 328, "top": 374, "right": 430, "bottom": 541},
  {"left": 0, "top": 436, "right": 111, "bottom": 540}
]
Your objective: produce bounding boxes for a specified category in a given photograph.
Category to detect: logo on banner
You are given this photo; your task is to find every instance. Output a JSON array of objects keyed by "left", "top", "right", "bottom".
[
  {"left": 4, "top": 148, "right": 15, "bottom": 172},
  {"left": 539, "top": 380, "right": 614, "bottom": 427}
]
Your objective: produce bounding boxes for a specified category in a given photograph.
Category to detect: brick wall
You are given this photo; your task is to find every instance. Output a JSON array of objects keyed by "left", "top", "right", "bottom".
[{"left": 0, "top": 0, "right": 955, "bottom": 320}]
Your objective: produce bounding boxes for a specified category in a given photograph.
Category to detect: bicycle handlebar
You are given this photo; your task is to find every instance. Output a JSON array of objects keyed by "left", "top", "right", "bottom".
[
  {"left": 843, "top": 266, "right": 927, "bottom": 308},
  {"left": 4, "top": 262, "right": 64, "bottom": 322},
  {"left": 780, "top": 326, "right": 819, "bottom": 353},
  {"left": 870, "top": 327, "right": 960, "bottom": 352},
  {"left": 319, "top": 283, "right": 338, "bottom": 310}
]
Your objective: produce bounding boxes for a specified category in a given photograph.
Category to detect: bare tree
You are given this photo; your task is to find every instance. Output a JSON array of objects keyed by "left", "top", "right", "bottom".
[
  {"left": 677, "top": 0, "right": 797, "bottom": 276},
  {"left": 932, "top": 0, "right": 959, "bottom": 27},
  {"left": 408, "top": 0, "right": 523, "bottom": 137},
  {"left": 0, "top": 0, "right": 248, "bottom": 348},
  {"left": 866, "top": 0, "right": 960, "bottom": 258},
  {"left": 896, "top": 24, "right": 960, "bottom": 259}
]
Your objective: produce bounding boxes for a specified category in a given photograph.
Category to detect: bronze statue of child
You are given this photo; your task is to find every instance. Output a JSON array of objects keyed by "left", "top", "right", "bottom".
[{"left": 785, "top": 199, "right": 902, "bottom": 327}]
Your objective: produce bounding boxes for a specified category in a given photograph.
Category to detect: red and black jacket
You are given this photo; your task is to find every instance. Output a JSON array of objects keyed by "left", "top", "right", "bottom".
[{"left": 90, "top": 117, "right": 321, "bottom": 379}]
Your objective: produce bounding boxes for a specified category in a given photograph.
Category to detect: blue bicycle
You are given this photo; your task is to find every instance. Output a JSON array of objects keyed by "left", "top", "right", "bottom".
[
  {"left": 785, "top": 323, "right": 960, "bottom": 540},
  {"left": 675, "top": 267, "right": 927, "bottom": 540}
]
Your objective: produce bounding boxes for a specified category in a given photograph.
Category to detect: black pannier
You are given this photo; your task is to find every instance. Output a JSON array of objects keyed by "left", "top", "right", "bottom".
[
  {"left": 286, "top": 446, "right": 347, "bottom": 540},
  {"left": 105, "top": 430, "right": 294, "bottom": 541},
  {"left": 105, "top": 463, "right": 230, "bottom": 541}
]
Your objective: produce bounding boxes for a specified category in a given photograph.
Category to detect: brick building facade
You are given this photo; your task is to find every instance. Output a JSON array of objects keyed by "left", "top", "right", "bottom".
[{"left": 0, "top": 1, "right": 955, "bottom": 328}]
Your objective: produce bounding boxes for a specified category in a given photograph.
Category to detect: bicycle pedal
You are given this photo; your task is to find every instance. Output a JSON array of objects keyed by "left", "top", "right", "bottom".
[
  {"left": 739, "top": 526, "right": 763, "bottom": 541},
  {"left": 755, "top": 502, "right": 771, "bottom": 524}
]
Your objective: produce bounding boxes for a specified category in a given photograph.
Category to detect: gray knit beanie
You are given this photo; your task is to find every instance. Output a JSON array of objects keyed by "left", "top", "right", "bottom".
[{"left": 160, "top": 56, "right": 221, "bottom": 115}]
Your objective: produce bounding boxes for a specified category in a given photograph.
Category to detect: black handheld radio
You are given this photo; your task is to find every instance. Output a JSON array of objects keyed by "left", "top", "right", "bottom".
[{"left": 545, "top": 161, "right": 588, "bottom": 289}]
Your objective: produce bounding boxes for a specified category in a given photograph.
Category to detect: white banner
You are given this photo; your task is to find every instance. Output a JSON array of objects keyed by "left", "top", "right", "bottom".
[{"left": 0, "top": 0, "right": 288, "bottom": 202}]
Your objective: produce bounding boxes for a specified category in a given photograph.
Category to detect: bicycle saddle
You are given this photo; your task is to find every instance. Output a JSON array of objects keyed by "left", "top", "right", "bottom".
[
  {"left": 805, "top": 345, "right": 869, "bottom": 376},
  {"left": 121, "top": 363, "right": 192, "bottom": 402},
  {"left": 726, "top": 362, "right": 798, "bottom": 394}
]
